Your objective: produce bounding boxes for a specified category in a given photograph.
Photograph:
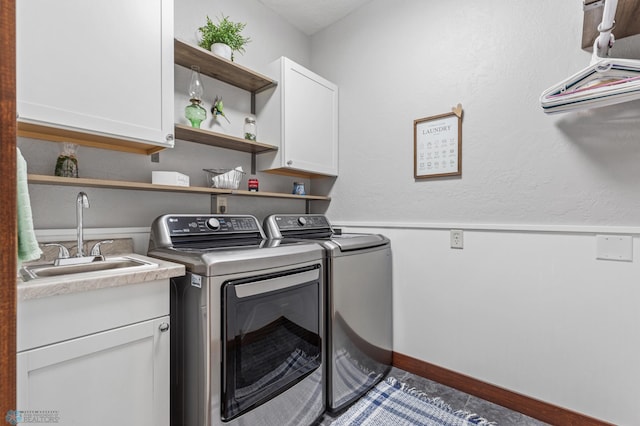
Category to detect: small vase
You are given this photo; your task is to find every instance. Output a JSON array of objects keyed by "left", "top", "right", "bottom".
[
  {"left": 185, "top": 100, "right": 206, "bottom": 128},
  {"left": 211, "top": 43, "right": 232, "bottom": 60}
]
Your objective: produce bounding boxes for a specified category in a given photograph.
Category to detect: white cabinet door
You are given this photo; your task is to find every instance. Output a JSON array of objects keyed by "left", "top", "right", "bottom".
[
  {"left": 16, "top": 0, "right": 175, "bottom": 149},
  {"left": 17, "top": 316, "right": 170, "bottom": 426},
  {"left": 257, "top": 57, "right": 338, "bottom": 177}
]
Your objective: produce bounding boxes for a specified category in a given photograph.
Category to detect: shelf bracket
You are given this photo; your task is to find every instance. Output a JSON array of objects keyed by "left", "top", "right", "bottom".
[
  {"left": 305, "top": 200, "right": 311, "bottom": 214},
  {"left": 250, "top": 92, "right": 257, "bottom": 175}
]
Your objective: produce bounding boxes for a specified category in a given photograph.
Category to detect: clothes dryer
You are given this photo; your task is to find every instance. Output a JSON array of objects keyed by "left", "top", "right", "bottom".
[{"left": 148, "top": 214, "right": 325, "bottom": 426}]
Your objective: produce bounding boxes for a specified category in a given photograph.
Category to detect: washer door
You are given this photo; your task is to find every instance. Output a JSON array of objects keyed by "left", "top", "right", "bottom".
[{"left": 221, "top": 265, "right": 321, "bottom": 421}]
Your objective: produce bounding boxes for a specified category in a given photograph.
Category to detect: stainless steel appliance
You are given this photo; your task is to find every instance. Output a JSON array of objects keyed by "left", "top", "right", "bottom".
[
  {"left": 263, "top": 214, "right": 392, "bottom": 412},
  {"left": 147, "top": 214, "right": 325, "bottom": 426}
]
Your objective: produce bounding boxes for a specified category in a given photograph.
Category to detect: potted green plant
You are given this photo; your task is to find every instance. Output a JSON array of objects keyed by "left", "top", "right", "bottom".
[{"left": 197, "top": 15, "right": 250, "bottom": 61}]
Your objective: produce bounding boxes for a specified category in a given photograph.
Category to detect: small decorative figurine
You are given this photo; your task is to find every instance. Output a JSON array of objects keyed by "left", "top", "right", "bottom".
[{"left": 211, "top": 96, "right": 231, "bottom": 124}]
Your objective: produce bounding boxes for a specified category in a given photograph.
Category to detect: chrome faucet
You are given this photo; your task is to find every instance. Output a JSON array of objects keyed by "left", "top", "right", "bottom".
[
  {"left": 45, "top": 192, "right": 111, "bottom": 266},
  {"left": 76, "top": 192, "right": 89, "bottom": 257}
]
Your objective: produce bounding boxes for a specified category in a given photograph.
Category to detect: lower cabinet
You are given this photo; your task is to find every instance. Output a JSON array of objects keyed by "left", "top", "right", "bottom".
[
  {"left": 17, "top": 280, "right": 170, "bottom": 426},
  {"left": 17, "top": 317, "right": 169, "bottom": 426}
]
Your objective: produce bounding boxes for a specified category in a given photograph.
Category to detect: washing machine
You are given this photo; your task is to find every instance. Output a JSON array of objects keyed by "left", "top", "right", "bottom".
[
  {"left": 147, "top": 214, "right": 325, "bottom": 426},
  {"left": 263, "top": 214, "right": 392, "bottom": 412}
]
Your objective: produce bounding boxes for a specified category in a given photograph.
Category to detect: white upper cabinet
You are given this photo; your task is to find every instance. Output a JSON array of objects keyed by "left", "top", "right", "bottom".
[
  {"left": 256, "top": 57, "right": 339, "bottom": 177},
  {"left": 16, "top": 0, "right": 175, "bottom": 151}
]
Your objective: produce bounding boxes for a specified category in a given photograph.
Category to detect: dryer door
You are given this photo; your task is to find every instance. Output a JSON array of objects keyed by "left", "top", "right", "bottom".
[{"left": 221, "top": 264, "right": 322, "bottom": 421}]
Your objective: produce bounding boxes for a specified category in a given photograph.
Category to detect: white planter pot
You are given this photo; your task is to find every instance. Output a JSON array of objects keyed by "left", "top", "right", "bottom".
[{"left": 210, "top": 43, "right": 232, "bottom": 60}]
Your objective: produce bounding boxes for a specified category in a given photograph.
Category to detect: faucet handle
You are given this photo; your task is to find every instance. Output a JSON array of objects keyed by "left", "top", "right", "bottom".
[
  {"left": 45, "top": 243, "right": 70, "bottom": 259},
  {"left": 90, "top": 240, "right": 114, "bottom": 257}
]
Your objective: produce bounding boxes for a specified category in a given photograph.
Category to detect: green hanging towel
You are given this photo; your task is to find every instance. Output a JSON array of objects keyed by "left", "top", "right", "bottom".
[{"left": 16, "top": 147, "right": 42, "bottom": 266}]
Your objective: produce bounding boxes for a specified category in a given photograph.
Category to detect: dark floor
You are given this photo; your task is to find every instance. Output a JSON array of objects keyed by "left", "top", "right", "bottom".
[{"left": 317, "top": 367, "right": 550, "bottom": 425}]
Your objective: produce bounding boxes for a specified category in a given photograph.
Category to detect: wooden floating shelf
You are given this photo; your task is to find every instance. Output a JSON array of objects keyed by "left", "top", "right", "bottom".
[
  {"left": 27, "top": 174, "right": 330, "bottom": 201},
  {"left": 174, "top": 124, "right": 277, "bottom": 154},
  {"left": 231, "top": 189, "right": 329, "bottom": 201},
  {"left": 174, "top": 39, "right": 277, "bottom": 93},
  {"left": 27, "top": 174, "right": 230, "bottom": 194}
]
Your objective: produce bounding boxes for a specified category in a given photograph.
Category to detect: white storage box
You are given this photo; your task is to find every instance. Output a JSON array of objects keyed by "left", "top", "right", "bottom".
[{"left": 152, "top": 171, "right": 190, "bottom": 187}]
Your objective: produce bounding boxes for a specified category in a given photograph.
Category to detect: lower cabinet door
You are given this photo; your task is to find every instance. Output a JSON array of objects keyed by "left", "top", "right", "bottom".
[{"left": 17, "top": 316, "right": 170, "bottom": 426}]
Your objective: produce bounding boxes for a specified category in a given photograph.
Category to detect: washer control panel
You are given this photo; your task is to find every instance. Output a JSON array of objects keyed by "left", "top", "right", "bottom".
[
  {"left": 273, "top": 215, "right": 330, "bottom": 230},
  {"left": 166, "top": 215, "right": 261, "bottom": 235},
  {"left": 263, "top": 214, "right": 334, "bottom": 239}
]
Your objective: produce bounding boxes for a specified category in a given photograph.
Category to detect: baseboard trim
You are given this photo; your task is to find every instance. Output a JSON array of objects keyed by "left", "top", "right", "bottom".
[{"left": 392, "top": 352, "right": 613, "bottom": 426}]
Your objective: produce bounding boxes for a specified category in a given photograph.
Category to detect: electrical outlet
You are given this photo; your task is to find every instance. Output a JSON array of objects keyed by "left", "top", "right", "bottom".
[
  {"left": 450, "top": 229, "right": 463, "bottom": 249},
  {"left": 216, "top": 196, "right": 228, "bottom": 214}
]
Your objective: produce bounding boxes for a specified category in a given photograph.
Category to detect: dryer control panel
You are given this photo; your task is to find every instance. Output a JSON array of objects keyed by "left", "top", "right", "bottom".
[
  {"left": 166, "top": 215, "right": 261, "bottom": 235},
  {"left": 149, "top": 214, "right": 267, "bottom": 251}
]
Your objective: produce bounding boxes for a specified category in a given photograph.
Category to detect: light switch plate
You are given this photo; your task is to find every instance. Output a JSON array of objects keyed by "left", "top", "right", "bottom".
[{"left": 596, "top": 235, "right": 632, "bottom": 261}]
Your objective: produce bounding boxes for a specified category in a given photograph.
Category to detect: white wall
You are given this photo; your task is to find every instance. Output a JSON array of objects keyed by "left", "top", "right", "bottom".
[
  {"left": 311, "top": 1, "right": 640, "bottom": 424},
  {"left": 340, "top": 223, "right": 640, "bottom": 425},
  {"left": 312, "top": 0, "right": 640, "bottom": 225}
]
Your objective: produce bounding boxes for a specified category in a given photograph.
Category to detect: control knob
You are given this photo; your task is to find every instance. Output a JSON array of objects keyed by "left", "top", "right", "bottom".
[
  {"left": 297, "top": 217, "right": 307, "bottom": 226},
  {"left": 206, "top": 217, "right": 221, "bottom": 230}
]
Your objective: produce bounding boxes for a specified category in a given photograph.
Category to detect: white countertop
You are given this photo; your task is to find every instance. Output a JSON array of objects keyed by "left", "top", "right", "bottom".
[{"left": 17, "top": 253, "right": 185, "bottom": 301}]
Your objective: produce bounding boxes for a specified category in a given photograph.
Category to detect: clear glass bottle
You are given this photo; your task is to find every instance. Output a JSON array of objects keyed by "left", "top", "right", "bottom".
[
  {"left": 54, "top": 143, "right": 79, "bottom": 178},
  {"left": 244, "top": 116, "right": 257, "bottom": 141},
  {"left": 185, "top": 65, "right": 206, "bottom": 128}
]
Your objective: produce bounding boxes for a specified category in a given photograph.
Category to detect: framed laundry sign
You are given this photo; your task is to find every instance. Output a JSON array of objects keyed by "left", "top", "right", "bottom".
[{"left": 414, "top": 104, "right": 463, "bottom": 179}]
